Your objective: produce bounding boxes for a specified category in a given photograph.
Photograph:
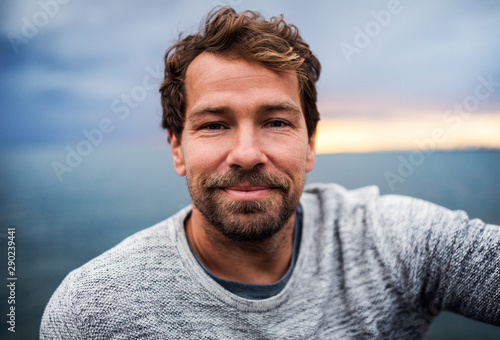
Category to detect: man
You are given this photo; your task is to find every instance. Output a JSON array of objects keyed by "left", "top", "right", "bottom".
[{"left": 41, "top": 7, "right": 499, "bottom": 339}]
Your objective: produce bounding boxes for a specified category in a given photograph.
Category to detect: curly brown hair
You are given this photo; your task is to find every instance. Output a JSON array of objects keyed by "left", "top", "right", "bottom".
[{"left": 160, "top": 7, "right": 321, "bottom": 142}]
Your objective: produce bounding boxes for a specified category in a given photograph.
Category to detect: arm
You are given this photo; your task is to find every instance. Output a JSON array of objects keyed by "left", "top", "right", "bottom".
[
  {"left": 374, "top": 195, "right": 500, "bottom": 325},
  {"left": 40, "top": 270, "right": 85, "bottom": 339}
]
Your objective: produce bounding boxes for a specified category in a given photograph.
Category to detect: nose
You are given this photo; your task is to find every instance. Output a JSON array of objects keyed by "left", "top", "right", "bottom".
[{"left": 225, "top": 125, "right": 267, "bottom": 170}]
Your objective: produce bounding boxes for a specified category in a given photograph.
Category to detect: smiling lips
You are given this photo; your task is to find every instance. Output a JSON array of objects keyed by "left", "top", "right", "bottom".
[{"left": 222, "top": 185, "right": 273, "bottom": 200}]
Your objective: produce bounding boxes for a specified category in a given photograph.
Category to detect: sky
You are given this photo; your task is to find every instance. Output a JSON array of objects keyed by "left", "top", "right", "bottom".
[{"left": 1, "top": 0, "right": 500, "bottom": 153}]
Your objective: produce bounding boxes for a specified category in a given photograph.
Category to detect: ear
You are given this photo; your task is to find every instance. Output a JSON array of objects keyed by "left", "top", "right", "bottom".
[
  {"left": 168, "top": 130, "right": 186, "bottom": 176},
  {"left": 306, "top": 129, "right": 316, "bottom": 173}
]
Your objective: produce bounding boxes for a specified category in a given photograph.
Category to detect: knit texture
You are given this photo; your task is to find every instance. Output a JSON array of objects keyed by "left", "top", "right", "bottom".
[{"left": 40, "top": 183, "right": 500, "bottom": 339}]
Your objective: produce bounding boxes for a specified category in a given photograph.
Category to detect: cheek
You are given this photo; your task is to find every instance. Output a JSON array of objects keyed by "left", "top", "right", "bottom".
[
  {"left": 183, "top": 142, "right": 227, "bottom": 176},
  {"left": 268, "top": 141, "right": 309, "bottom": 174}
]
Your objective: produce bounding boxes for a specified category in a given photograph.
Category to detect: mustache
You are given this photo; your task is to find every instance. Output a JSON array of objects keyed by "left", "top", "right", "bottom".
[{"left": 202, "top": 169, "right": 290, "bottom": 192}]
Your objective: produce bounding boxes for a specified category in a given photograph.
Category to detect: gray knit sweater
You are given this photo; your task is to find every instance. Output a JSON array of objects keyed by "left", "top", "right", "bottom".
[{"left": 40, "top": 183, "right": 500, "bottom": 339}]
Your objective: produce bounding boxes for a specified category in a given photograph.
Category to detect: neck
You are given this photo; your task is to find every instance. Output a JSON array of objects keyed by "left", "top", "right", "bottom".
[{"left": 185, "top": 208, "right": 296, "bottom": 284}]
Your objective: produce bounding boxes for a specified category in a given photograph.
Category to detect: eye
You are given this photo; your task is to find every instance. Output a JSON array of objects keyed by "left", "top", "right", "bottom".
[
  {"left": 266, "top": 120, "right": 289, "bottom": 128},
  {"left": 203, "top": 123, "right": 225, "bottom": 130}
]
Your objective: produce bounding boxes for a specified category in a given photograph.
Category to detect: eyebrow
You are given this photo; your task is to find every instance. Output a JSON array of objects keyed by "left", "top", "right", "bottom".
[
  {"left": 258, "top": 102, "right": 302, "bottom": 116},
  {"left": 187, "top": 101, "right": 302, "bottom": 120},
  {"left": 187, "top": 105, "right": 230, "bottom": 120}
]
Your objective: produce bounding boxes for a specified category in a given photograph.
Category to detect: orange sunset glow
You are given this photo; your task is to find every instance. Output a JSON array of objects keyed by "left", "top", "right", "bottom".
[{"left": 315, "top": 111, "right": 500, "bottom": 154}]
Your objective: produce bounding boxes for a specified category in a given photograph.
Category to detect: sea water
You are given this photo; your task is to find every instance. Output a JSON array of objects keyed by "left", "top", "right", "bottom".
[{"left": 1, "top": 143, "right": 499, "bottom": 339}]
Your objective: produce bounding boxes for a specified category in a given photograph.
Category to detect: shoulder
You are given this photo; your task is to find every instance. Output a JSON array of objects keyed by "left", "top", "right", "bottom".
[
  {"left": 299, "top": 182, "right": 472, "bottom": 256},
  {"left": 40, "top": 207, "right": 191, "bottom": 338},
  {"left": 301, "top": 182, "right": 463, "bottom": 225},
  {"left": 298, "top": 183, "right": 477, "bottom": 299},
  {"left": 77, "top": 206, "right": 190, "bottom": 279},
  {"left": 301, "top": 182, "right": 380, "bottom": 220},
  {"left": 302, "top": 183, "right": 380, "bottom": 207}
]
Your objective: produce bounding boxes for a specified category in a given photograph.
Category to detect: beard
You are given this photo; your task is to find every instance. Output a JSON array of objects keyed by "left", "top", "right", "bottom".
[{"left": 186, "top": 168, "right": 304, "bottom": 242}]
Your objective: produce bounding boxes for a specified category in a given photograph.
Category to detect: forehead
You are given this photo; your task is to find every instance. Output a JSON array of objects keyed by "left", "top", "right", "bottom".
[{"left": 184, "top": 52, "right": 300, "bottom": 111}]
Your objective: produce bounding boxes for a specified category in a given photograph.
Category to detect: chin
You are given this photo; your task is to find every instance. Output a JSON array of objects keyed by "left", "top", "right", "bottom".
[{"left": 208, "top": 206, "right": 294, "bottom": 243}]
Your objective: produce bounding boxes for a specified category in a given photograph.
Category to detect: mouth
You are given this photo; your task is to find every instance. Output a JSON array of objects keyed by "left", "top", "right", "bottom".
[{"left": 221, "top": 185, "right": 274, "bottom": 200}]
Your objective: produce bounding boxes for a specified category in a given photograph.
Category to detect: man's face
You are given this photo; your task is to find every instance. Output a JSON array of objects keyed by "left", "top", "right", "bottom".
[{"left": 169, "top": 52, "right": 315, "bottom": 242}]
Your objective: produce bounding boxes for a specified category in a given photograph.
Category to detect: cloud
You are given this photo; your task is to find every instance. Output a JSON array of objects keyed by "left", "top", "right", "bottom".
[{"left": 1, "top": 0, "right": 499, "bottom": 145}]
